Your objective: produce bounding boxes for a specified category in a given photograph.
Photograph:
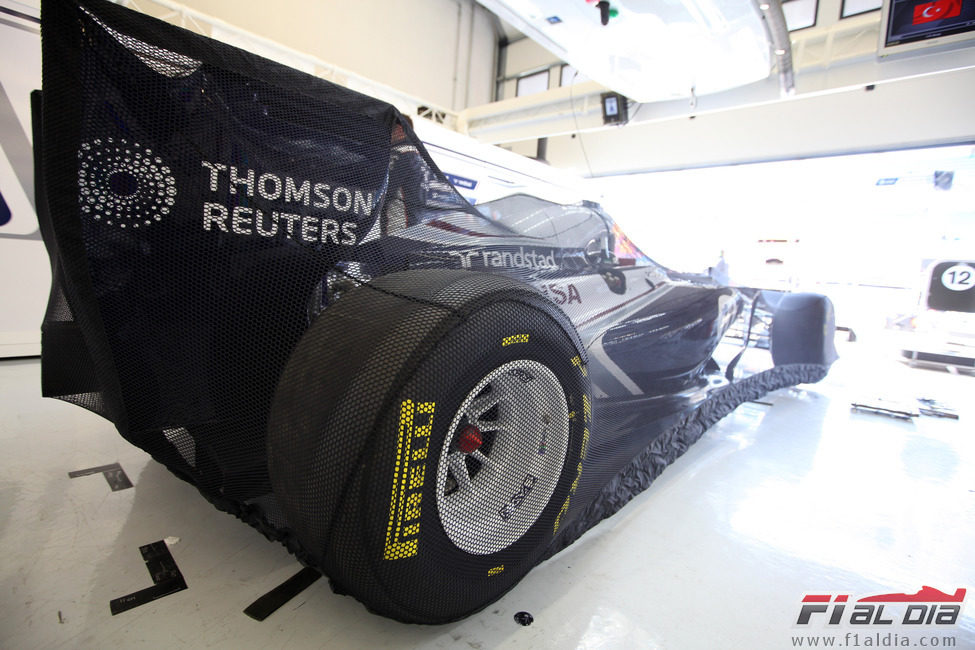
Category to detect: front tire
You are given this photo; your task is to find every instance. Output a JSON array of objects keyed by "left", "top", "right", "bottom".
[
  {"left": 268, "top": 270, "right": 589, "bottom": 623},
  {"left": 770, "top": 292, "right": 838, "bottom": 367}
]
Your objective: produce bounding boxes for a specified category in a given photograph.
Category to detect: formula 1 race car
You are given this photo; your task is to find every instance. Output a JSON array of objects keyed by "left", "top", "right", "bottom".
[
  {"left": 887, "top": 260, "right": 975, "bottom": 374},
  {"left": 35, "top": 0, "right": 837, "bottom": 624}
]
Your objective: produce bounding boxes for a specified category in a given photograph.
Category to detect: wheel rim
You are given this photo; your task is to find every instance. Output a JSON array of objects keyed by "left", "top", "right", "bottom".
[{"left": 435, "top": 359, "right": 570, "bottom": 555}]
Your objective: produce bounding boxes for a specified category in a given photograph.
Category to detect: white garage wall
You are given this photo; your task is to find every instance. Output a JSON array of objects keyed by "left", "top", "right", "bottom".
[
  {"left": 543, "top": 65, "right": 975, "bottom": 176},
  {"left": 176, "top": 0, "right": 499, "bottom": 111},
  {"left": 0, "top": 6, "right": 48, "bottom": 358},
  {"left": 496, "top": 37, "right": 561, "bottom": 100}
]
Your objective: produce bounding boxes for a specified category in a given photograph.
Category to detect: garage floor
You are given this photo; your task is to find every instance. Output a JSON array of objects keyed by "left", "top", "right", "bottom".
[{"left": 2, "top": 339, "right": 973, "bottom": 649}]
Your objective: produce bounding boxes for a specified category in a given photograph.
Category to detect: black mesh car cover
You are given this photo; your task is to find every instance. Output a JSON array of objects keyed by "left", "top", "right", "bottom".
[
  {"left": 37, "top": 0, "right": 834, "bottom": 623},
  {"left": 38, "top": 0, "right": 474, "bottom": 503}
]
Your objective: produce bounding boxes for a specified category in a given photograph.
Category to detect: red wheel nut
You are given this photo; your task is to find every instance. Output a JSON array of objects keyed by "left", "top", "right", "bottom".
[{"left": 458, "top": 425, "right": 483, "bottom": 454}]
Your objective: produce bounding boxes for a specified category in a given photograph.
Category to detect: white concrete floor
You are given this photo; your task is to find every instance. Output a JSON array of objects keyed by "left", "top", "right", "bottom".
[{"left": 1, "top": 339, "right": 973, "bottom": 649}]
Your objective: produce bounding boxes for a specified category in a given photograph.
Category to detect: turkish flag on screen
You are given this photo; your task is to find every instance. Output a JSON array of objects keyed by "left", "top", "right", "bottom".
[{"left": 913, "top": 0, "right": 962, "bottom": 24}]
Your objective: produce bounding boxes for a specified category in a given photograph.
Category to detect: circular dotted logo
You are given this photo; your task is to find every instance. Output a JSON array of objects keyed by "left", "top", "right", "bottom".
[{"left": 77, "top": 138, "right": 176, "bottom": 228}]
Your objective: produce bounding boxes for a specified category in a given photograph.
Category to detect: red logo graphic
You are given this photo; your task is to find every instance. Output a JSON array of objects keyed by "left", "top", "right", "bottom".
[
  {"left": 858, "top": 586, "right": 966, "bottom": 603},
  {"left": 913, "top": 0, "right": 962, "bottom": 24},
  {"left": 797, "top": 587, "right": 966, "bottom": 625}
]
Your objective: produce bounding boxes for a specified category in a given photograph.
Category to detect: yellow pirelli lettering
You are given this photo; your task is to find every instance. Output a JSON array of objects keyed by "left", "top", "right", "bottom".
[
  {"left": 554, "top": 497, "right": 570, "bottom": 535},
  {"left": 554, "top": 461, "right": 585, "bottom": 535},
  {"left": 488, "top": 565, "right": 504, "bottom": 576},
  {"left": 552, "top": 373, "right": 594, "bottom": 537},
  {"left": 571, "top": 355, "right": 588, "bottom": 377},
  {"left": 555, "top": 390, "right": 592, "bottom": 536},
  {"left": 384, "top": 400, "right": 436, "bottom": 560},
  {"left": 404, "top": 492, "right": 422, "bottom": 520},
  {"left": 502, "top": 333, "right": 529, "bottom": 346},
  {"left": 409, "top": 464, "right": 425, "bottom": 489}
]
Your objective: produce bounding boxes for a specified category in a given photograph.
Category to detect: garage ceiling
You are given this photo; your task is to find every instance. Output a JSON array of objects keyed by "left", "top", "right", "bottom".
[{"left": 479, "top": 0, "right": 776, "bottom": 102}]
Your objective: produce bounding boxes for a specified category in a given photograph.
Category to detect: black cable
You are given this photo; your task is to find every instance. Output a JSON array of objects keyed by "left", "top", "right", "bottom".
[
  {"left": 568, "top": 69, "right": 595, "bottom": 178},
  {"left": 626, "top": 99, "right": 643, "bottom": 125}
]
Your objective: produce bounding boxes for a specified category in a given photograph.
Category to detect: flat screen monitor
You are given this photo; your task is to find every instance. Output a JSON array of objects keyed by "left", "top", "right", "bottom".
[{"left": 878, "top": 0, "right": 975, "bottom": 56}]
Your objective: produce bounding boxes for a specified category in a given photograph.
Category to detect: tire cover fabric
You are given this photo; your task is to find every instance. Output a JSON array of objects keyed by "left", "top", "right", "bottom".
[{"left": 269, "top": 270, "right": 589, "bottom": 622}]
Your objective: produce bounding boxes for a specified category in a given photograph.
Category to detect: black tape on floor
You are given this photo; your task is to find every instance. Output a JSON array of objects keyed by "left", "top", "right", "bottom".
[
  {"left": 68, "top": 462, "right": 133, "bottom": 491},
  {"left": 110, "top": 541, "right": 187, "bottom": 615},
  {"left": 243, "top": 567, "right": 321, "bottom": 621}
]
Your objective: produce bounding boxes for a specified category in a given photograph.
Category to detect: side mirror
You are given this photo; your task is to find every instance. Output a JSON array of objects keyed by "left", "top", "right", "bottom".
[
  {"left": 584, "top": 235, "right": 615, "bottom": 266},
  {"left": 584, "top": 238, "right": 601, "bottom": 265}
]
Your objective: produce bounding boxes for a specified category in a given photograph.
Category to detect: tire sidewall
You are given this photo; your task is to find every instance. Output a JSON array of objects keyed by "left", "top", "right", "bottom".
[{"left": 349, "top": 297, "right": 588, "bottom": 621}]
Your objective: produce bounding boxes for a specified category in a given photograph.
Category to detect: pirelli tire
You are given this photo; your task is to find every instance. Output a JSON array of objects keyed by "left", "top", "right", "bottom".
[
  {"left": 267, "top": 269, "right": 590, "bottom": 624},
  {"left": 769, "top": 292, "right": 838, "bottom": 368}
]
